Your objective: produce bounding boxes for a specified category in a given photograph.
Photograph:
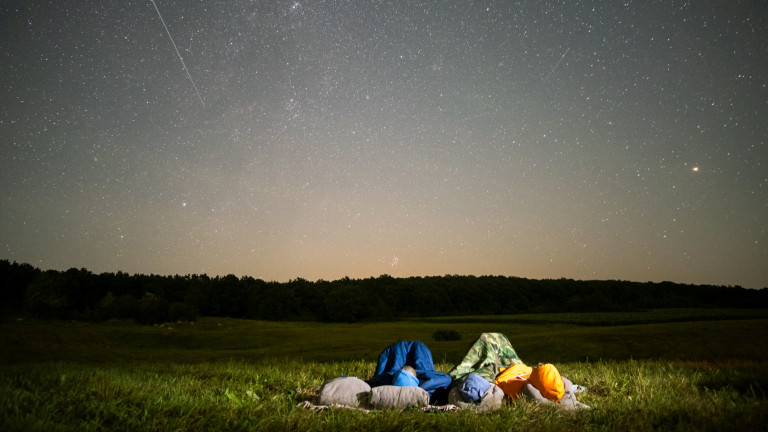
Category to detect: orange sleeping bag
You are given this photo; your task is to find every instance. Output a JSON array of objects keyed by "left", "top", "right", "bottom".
[
  {"left": 494, "top": 363, "right": 533, "bottom": 398},
  {"left": 495, "top": 363, "right": 566, "bottom": 401}
]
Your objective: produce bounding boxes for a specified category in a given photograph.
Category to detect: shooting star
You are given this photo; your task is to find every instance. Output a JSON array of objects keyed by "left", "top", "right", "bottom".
[
  {"left": 150, "top": 0, "right": 205, "bottom": 106},
  {"left": 543, "top": 47, "right": 570, "bottom": 84}
]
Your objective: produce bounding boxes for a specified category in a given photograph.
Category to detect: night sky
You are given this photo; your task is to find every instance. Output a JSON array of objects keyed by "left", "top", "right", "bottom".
[{"left": 2, "top": 1, "right": 767, "bottom": 288}]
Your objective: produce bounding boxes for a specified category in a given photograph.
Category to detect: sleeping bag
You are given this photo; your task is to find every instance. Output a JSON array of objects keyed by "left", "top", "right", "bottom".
[
  {"left": 449, "top": 332, "right": 525, "bottom": 383},
  {"left": 494, "top": 362, "right": 533, "bottom": 398},
  {"left": 367, "top": 340, "right": 452, "bottom": 403}
]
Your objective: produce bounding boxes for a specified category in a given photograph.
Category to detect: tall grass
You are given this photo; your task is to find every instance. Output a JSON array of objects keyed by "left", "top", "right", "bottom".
[
  {"left": 1, "top": 311, "right": 767, "bottom": 431},
  {"left": 1, "top": 360, "right": 766, "bottom": 431}
]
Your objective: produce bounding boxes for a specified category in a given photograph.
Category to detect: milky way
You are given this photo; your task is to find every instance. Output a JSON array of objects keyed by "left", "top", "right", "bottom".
[{"left": 1, "top": 0, "right": 767, "bottom": 288}]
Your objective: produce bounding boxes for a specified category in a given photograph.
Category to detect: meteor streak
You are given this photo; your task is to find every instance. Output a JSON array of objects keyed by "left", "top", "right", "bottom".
[
  {"left": 150, "top": 0, "right": 205, "bottom": 106},
  {"left": 543, "top": 47, "right": 570, "bottom": 84}
]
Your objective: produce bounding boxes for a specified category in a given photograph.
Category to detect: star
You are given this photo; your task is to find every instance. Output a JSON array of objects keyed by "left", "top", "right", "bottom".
[{"left": 0, "top": 0, "right": 765, "bottom": 288}]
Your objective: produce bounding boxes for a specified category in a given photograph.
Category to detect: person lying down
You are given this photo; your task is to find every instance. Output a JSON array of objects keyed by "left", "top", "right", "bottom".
[
  {"left": 303, "top": 334, "right": 588, "bottom": 412},
  {"left": 448, "top": 333, "right": 590, "bottom": 411},
  {"left": 454, "top": 362, "right": 589, "bottom": 411},
  {"left": 302, "top": 341, "right": 451, "bottom": 411}
]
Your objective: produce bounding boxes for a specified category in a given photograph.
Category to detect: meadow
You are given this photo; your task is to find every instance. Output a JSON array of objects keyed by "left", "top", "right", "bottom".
[{"left": 2, "top": 309, "right": 767, "bottom": 431}]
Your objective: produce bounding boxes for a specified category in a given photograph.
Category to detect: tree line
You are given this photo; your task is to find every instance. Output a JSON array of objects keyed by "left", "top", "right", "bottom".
[{"left": 1, "top": 259, "right": 766, "bottom": 324}]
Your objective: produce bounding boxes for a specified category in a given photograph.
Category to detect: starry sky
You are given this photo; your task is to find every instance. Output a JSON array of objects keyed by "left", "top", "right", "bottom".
[{"left": 2, "top": 0, "right": 767, "bottom": 288}]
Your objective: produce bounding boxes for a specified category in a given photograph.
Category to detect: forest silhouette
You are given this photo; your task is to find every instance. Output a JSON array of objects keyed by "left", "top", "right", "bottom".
[{"left": 2, "top": 259, "right": 766, "bottom": 324}]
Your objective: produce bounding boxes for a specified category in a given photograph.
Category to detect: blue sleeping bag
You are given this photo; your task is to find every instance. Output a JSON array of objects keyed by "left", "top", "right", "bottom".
[{"left": 367, "top": 340, "right": 452, "bottom": 403}]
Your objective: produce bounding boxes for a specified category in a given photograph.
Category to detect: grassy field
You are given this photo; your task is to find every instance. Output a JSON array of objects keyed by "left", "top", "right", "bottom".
[{"left": 2, "top": 309, "right": 767, "bottom": 431}]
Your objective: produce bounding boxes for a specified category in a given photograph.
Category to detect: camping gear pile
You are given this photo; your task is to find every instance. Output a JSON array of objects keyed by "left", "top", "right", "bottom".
[{"left": 307, "top": 333, "right": 590, "bottom": 411}]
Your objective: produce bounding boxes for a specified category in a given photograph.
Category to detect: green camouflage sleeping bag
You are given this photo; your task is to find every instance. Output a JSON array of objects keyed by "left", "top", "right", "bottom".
[{"left": 449, "top": 333, "right": 524, "bottom": 382}]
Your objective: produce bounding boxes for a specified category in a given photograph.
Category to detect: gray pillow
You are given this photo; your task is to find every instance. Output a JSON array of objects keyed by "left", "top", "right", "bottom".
[
  {"left": 523, "top": 377, "right": 590, "bottom": 410},
  {"left": 448, "top": 383, "right": 504, "bottom": 412},
  {"left": 477, "top": 383, "right": 505, "bottom": 412},
  {"left": 522, "top": 383, "right": 553, "bottom": 404},
  {"left": 316, "top": 377, "right": 371, "bottom": 407},
  {"left": 558, "top": 377, "right": 591, "bottom": 410},
  {"left": 369, "top": 385, "right": 429, "bottom": 410}
]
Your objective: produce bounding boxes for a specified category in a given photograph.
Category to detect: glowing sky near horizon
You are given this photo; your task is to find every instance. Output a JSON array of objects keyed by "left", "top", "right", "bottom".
[{"left": 1, "top": 0, "right": 767, "bottom": 288}]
